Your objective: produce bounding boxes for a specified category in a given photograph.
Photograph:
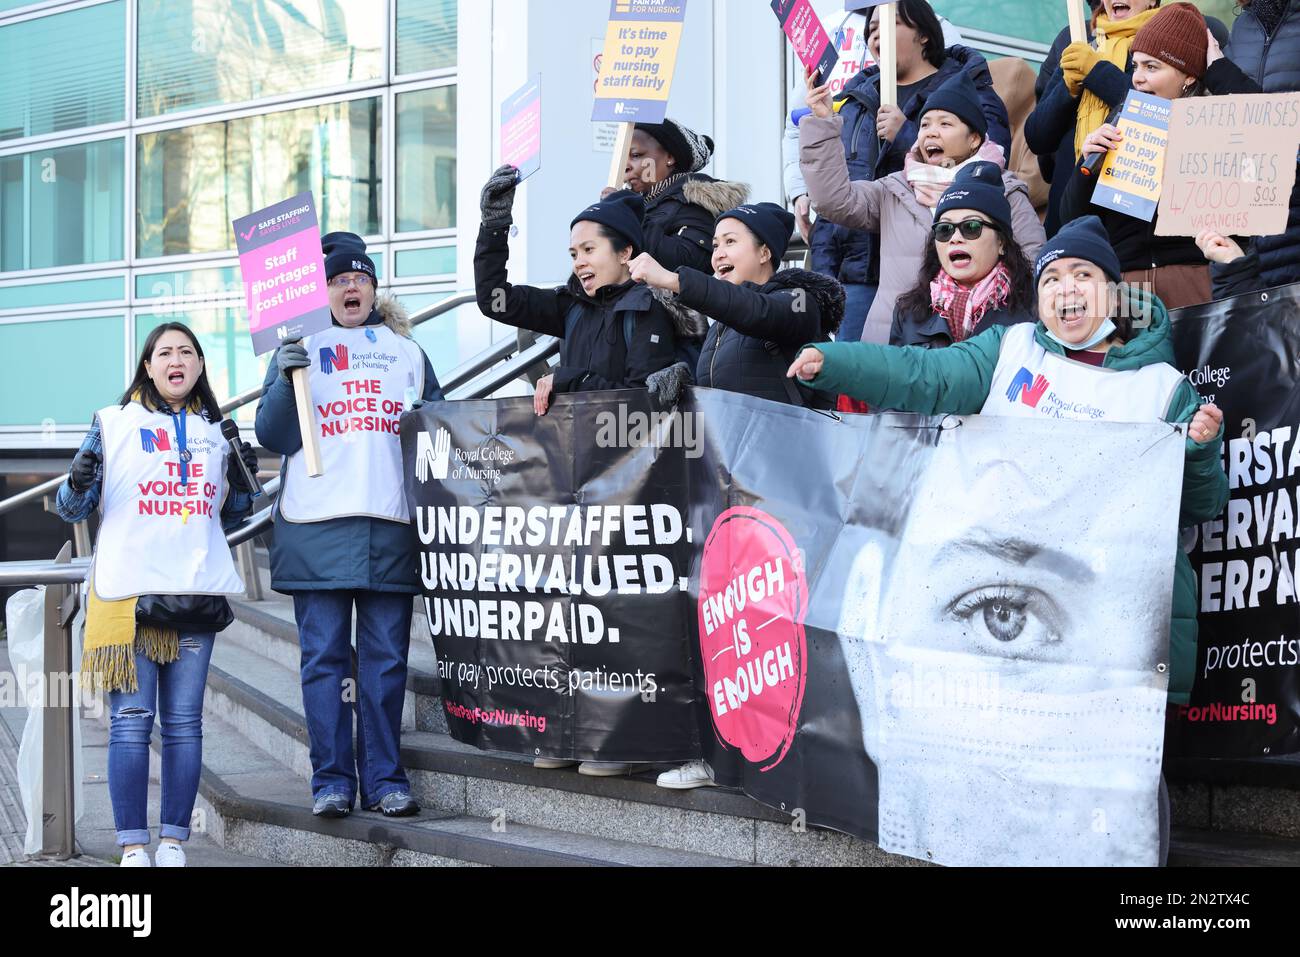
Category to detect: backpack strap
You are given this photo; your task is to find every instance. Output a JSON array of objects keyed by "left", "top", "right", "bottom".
[{"left": 764, "top": 339, "right": 811, "bottom": 407}]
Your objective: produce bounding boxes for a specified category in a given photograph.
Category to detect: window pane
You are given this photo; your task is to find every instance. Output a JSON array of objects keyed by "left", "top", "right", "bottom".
[
  {"left": 396, "top": 0, "right": 457, "bottom": 74},
  {"left": 403, "top": 296, "right": 491, "bottom": 379},
  {"left": 137, "top": 0, "right": 383, "bottom": 118},
  {"left": 136, "top": 98, "right": 381, "bottom": 259},
  {"left": 396, "top": 86, "right": 456, "bottom": 232},
  {"left": 4, "top": 276, "right": 124, "bottom": 309},
  {"left": 395, "top": 245, "right": 455, "bottom": 277},
  {"left": 0, "top": 315, "right": 125, "bottom": 427},
  {"left": 135, "top": 307, "right": 261, "bottom": 421},
  {"left": 0, "top": 2, "right": 124, "bottom": 141},
  {"left": 0, "top": 139, "right": 125, "bottom": 272},
  {"left": 932, "top": 0, "right": 1077, "bottom": 45}
]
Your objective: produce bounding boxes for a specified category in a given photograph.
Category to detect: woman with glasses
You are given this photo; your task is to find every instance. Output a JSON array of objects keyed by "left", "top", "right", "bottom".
[
  {"left": 800, "top": 66, "right": 1045, "bottom": 344},
  {"left": 890, "top": 163, "right": 1038, "bottom": 347},
  {"left": 255, "top": 231, "right": 444, "bottom": 821}
]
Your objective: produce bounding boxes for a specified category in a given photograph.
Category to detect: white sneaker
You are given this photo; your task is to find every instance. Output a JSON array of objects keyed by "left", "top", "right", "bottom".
[
  {"left": 533, "top": 757, "right": 578, "bottom": 769},
  {"left": 577, "top": 761, "right": 638, "bottom": 777},
  {"left": 153, "top": 842, "right": 186, "bottom": 867},
  {"left": 656, "top": 760, "right": 716, "bottom": 790},
  {"left": 119, "top": 847, "right": 151, "bottom": 867}
]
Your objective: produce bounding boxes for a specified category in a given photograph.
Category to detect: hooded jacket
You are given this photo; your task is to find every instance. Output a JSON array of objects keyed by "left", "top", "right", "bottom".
[
  {"left": 642, "top": 174, "right": 750, "bottom": 274},
  {"left": 473, "top": 224, "right": 703, "bottom": 393},
  {"left": 799, "top": 290, "right": 1228, "bottom": 704},
  {"left": 676, "top": 267, "right": 843, "bottom": 408},
  {"left": 808, "top": 45, "right": 1011, "bottom": 288},
  {"left": 801, "top": 112, "right": 1045, "bottom": 344},
  {"left": 1229, "top": 0, "right": 1300, "bottom": 285},
  {"left": 254, "top": 296, "right": 444, "bottom": 594}
]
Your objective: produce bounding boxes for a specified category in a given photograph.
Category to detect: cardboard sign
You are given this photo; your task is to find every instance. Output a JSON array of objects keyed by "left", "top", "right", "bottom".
[
  {"left": 232, "top": 192, "right": 332, "bottom": 356},
  {"left": 591, "top": 0, "right": 687, "bottom": 124},
  {"left": 1093, "top": 91, "right": 1172, "bottom": 222},
  {"left": 1156, "top": 93, "right": 1300, "bottom": 237},
  {"left": 771, "top": 0, "right": 837, "bottom": 84},
  {"left": 501, "top": 75, "right": 542, "bottom": 182}
]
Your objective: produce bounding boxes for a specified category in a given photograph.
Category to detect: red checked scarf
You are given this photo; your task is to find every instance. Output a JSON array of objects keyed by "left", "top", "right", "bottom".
[{"left": 929, "top": 262, "right": 1012, "bottom": 342}]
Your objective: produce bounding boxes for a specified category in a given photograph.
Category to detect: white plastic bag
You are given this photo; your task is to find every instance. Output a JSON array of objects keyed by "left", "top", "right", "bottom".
[{"left": 7, "top": 587, "right": 85, "bottom": 857}]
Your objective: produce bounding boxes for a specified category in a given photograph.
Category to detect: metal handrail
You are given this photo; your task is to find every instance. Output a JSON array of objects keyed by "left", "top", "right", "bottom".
[{"left": 0, "top": 291, "right": 487, "bottom": 518}]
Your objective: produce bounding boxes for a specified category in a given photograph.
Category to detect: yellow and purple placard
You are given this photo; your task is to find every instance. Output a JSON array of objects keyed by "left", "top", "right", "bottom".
[
  {"left": 771, "top": 0, "right": 837, "bottom": 84},
  {"left": 591, "top": 0, "right": 687, "bottom": 124},
  {"left": 501, "top": 75, "right": 542, "bottom": 182},
  {"left": 1093, "top": 91, "right": 1172, "bottom": 222},
  {"left": 232, "top": 192, "right": 333, "bottom": 355}
]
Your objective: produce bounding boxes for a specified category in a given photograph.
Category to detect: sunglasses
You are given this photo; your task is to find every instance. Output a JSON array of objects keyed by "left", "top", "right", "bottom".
[{"left": 932, "top": 219, "right": 996, "bottom": 243}]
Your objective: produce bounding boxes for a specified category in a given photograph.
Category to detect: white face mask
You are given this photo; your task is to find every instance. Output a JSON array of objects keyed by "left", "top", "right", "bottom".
[{"left": 1045, "top": 317, "right": 1117, "bottom": 351}]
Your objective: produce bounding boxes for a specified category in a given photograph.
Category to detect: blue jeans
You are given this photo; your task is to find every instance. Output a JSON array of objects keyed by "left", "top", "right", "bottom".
[
  {"left": 107, "top": 632, "right": 215, "bottom": 846},
  {"left": 838, "top": 282, "right": 878, "bottom": 344},
  {"left": 292, "top": 591, "right": 412, "bottom": 806}
]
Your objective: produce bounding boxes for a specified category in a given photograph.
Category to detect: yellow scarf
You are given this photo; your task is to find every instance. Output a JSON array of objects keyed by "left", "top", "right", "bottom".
[{"left": 1074, "top": 8, "right": 1162, "bottom": 158}]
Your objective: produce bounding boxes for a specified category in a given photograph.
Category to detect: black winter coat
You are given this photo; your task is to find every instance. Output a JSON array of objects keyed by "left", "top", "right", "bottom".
[
  {"left": 1209, "top": 249, "right": 1271, "bottom": 300},
  {"left": 473, "top": 225, "right": 704, "bottom": 393},
  {"left": 890, "top": 300, "right": 1035, "bottom": 349},
  {"left": 642, "top": 174, "right": 749, "bottom": 274},
  {"left": 1058, "top": 59, "right": 1262, "bottom": 273},
  {"left": 1030, "top": 26, "right": 1100, "bottom": 237},
  {"left": 678, "top": 267, "right": 843, "bottom": 408},
  {"left": 1229, "top": 0, "right": 1300, "bottom": 285},
  {"left": 809, "top": 45, "right": 1011, "bottom": 287}
]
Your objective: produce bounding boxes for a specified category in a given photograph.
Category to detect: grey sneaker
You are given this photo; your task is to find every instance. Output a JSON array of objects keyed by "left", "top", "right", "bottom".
[
  {"left": 364, "top": 791, "right": 420, "bottom": 817},
  {"left": 312, "top": 792, "right": 352, "bottom": 818}
]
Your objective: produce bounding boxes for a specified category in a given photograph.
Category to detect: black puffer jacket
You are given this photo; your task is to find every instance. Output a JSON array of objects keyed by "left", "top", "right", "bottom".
[
  {"left": 890, "top": 301, "right": 1035, "bottom": 349},
  {"left": 677, "top": 267, "right": 843, "bottom": 408},
  {"left": 1230, "top": 0, "right": 1300, "bottom": 285},
  {"left": 1058, "top": 59, "right": 1262, "bottom": 273},
  {"left": 473, "top": 224, "right": 705, "bottom": 393},
  {"left": 642, "top": 174, "right": 750, "bottom": 274}
]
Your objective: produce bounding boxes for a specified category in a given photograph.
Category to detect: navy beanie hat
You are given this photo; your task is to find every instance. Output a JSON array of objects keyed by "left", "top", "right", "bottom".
[
  {"left": 1034, "top": 215, "right": 1122, "bottom": 283},
  {"left": 935, "top": 162, "right": 1012, "bottom": 237},
  {"left": 716, "top": 202, "right": 796, "bottom": 263},
  {"left": 920, "top": 70, "right": 988, "bottom": 141},
  {"left": 571, "top": 190, "right": 646, "bottom": 255},
  {"left": 321, "top": 231, "right": 376, "bottom": 282}
]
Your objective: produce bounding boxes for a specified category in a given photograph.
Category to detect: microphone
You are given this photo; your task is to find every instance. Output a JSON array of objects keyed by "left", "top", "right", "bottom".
[
  {"left": 1081, "top": 104, "right": 1124, "bottom": 178},
  {"left": 220, "top": 419, "right": 264, "bottom": 499}
]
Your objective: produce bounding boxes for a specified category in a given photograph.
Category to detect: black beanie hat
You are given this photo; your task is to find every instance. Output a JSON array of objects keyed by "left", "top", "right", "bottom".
[
  {"left": 920, "top": 70, "right": 988, "bottom": 141},
  {"left": 321, "top": 231, "right": 376, "bottom": 282},
  {"left": 716, "top": 202, "right": 796, "bottom": 263},
  {"left": 634, "top": 118, "right": 715, "bottom": 174},
  {"left": 935, "top": 162, "right": 1012, "bottom": 237},
  {"left": 571, "top": 190, "right": 646, "bottom": 255},
  {"left": 1035, "top": 215, "right": 1122, "bottom": 283}
]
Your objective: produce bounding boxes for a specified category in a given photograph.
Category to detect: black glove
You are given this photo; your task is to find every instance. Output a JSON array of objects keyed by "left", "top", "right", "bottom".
[
  {"left": 69, "top": 448, "right": 100, "bottom": 493},
  {"left": 226, "top": 440, "right": 259, "bottom": 493},
  {"left": 276, "top": 339, "right": 310, "bottom": 380},
  {"left": 479, "top": 164, "right": 519, "bottom": 230},
  {"left": 646, "top": 362, "right": 693, "bottom": 408}
]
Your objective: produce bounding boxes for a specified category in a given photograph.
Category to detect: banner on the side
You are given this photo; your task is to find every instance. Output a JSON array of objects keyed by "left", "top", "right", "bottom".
[
  {"left": 405, "top": 389, "right": 1182, "bottom": 866},
  {"left": 1169, "top": 282, "right": 1300, "bottom": 757}
]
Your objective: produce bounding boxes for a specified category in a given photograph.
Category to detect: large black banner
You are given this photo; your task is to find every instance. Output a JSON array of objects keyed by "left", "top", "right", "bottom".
[
  {"left": 1170, "top": 282, "right": 1300, "bottom": 756},
  {"left": 406, "top": 390, "right": 1182, "bottom": 866}
]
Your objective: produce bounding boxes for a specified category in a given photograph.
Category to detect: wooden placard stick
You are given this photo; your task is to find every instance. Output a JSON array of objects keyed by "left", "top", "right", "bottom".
[
  {"left": 878, "top": 3, "right": 898, "bottom": 108},
  {"left": 1067, "top": 0, "right": 1089, "bottom": 44},
  {"left": 608, "top": 122, "right": 636, "bottom": 191},
  {"left": 291, "top": 367, "right": 323, "bottom": 476}
]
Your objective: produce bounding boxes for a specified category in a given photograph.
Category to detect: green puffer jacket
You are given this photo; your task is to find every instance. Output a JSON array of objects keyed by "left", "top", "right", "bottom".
[{"left": 802, "top": 293, "right": 1228, "bottom": 704}]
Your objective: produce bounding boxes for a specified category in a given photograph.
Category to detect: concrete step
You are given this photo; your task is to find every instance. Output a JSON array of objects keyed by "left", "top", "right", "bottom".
[{"left": 1168, "top": 827, "right": 1300, "bottom": 867}]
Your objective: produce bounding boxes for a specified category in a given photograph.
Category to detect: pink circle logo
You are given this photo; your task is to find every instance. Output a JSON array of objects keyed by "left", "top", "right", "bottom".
[{"left": 698, "top": 506, "right": 808, "bottom": 770}]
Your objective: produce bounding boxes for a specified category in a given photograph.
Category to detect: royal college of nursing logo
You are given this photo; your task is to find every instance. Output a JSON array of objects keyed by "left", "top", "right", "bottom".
[
  {"left": 319, "top": 344, "right": 349, "bottom": 374},
  {"left": 1005, "top": 368, "right": 1050, "bottom": 409},
  {"left": 139, "top": 428, "right": 171, "bottom": 453}
]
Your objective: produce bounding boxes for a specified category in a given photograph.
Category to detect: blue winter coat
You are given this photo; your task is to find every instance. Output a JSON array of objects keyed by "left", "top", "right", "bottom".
[
  {"left": 809, "top": 45, "right": 1011, "bottom": 287},
  {"left": 1229, "top": 0, "right": 1300, "bottom": 286},
  {"left": 254, "top": 299, "right": 443, "bottom": 594}
]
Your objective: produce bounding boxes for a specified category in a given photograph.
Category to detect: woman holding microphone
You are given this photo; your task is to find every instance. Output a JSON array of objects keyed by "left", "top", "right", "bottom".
[{"left": 56, "top": 322, "right": 259, "bottom": 866}]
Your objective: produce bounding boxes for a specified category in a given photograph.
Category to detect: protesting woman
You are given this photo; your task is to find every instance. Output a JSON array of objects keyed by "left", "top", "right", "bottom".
[
  {"left": 628, "top": 201, "right": 844, "bottom": 414},
  {"left": 1059, "top": 3, "right": 1262, "bottom": 310},
  {"left": 256, "top": 232, "right": 443, "bottom": 820},
  {"left": 801, "top": 68, "right": 1044, "bottom": 344},
  {"left": 1228, "top": 0, "right": 1300, "bottom": 285},
  {"left": 806, "top": 0, "right": 1009, "bottom": 344},
  {"left": 889, "top": 162, "right": 1038, "bottom": 347},
  {"left": 788, "top": 215, "right": 1228, "bottom": 729},
  {"left": 56, "top": 323, "right": 257, "bottom": 866},
  {"left": 475, "top": 166, "right": 704, "bottom": 420},
  {"left": 609, "top": 118, "right": 750, "bottom": 274}
]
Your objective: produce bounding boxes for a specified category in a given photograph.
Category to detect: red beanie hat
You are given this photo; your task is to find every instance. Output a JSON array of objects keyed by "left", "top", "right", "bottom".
[{"left": 1132, "top": 2, "right": 1208, "bottom": 80}]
